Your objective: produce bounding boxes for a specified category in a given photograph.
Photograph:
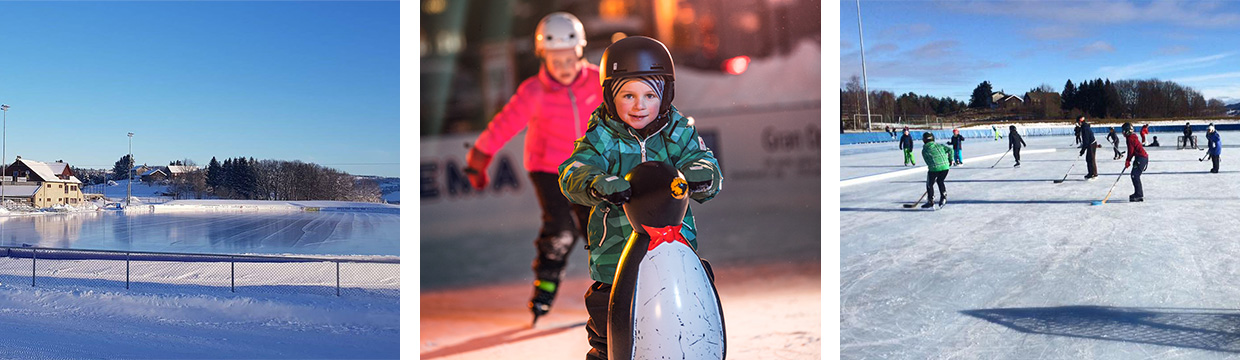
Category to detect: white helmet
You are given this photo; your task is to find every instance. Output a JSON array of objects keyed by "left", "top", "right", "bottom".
[{"left": 535, "top": 12, "right": 586, "bottom": 56}]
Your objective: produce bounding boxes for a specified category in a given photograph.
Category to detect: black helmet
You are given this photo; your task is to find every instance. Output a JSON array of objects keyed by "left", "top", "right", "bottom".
[
  {"left": 1122, "top": 122, "right": 1133, "bottom": 134},
  {"left": 1009, "top": 125, "right": 1016, "bottom": 131},
  {"left": 600, "top": 36, "right": 676, "bottom": 120},
  {"left": 922, "top": 132, "right": 935, "bottom": 143}
]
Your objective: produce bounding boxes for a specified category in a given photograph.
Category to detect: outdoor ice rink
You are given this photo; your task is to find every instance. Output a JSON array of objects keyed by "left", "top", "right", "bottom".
[{"left": 841, "top": 130, "right": 1240, "bottom": 359}]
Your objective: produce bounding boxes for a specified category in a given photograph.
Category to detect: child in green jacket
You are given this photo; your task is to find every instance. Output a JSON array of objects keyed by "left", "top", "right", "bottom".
[
  {"left": 922, "top": 132, "right": 953, "bottom": 208},
  {"left": 557, "top": 36, "right": 723, "bottom": 360}
]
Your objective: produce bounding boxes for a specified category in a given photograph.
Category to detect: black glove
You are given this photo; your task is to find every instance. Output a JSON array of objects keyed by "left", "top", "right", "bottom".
[
  {"left": 687, "top": 180, "right": 713, "bottom": 194},
  {"left": 590, "top": 175, "right": 631, "bottom": 205}
]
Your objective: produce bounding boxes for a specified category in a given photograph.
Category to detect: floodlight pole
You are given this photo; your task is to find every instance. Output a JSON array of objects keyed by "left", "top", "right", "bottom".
[
  {"left": 127, "top": 132, "right": 134, "bottom": 208},
  {"left": 856, "top": 0, "right": 873, "bottom": 131},
  {"left": 1, "top": 104, "right": 8, "bottom": 208}
]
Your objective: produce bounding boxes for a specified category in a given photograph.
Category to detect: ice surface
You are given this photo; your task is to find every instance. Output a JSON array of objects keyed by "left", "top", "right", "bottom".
[{"left": 841, "top": 131, "right": 1240, "bottom": 359}]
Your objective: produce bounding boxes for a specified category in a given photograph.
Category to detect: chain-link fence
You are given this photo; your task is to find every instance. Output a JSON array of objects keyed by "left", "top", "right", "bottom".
[{"left": 0, "top": 246, "right": 399, "bottom": 297}]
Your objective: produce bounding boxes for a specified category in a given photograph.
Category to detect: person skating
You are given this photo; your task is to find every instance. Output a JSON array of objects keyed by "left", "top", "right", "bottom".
[
  {"left": 921, "top": 132, "right": 953, "bottom": 208},
  {"left": 463, "top": 12, "right": 600, "bottom": 323},
  {"left": 947, "top": 129, "right": 965, "bottom": 165},
  {"left": 1009, "top": 125, "right": 1027, "bottom": 167},
  {"left": 1106, "top": 127, "right": 1124, "bottom": 160},
  {"left": 1124, "top": 122, "right": 1148, "bottom": 202},
  {"left": 1183, "top": 122, "right": 1197, "bottom": 149},
  {"left": 1074, "top": 120, "right": 1082, "bottom": 145},
  {"left": 900, "top": 127, "right": 916, "bottom": 166},
  {"left": 558, "top": 36, "right": 724, "bottom": 360},
  {"left": 1079, "top": 117, "right": 1099, "bottom": 179},
  {"left": 1141, "top": 123, "right": 1150, "bottom": 144},
  {"left": 992, "top": 124, "right": 1002, "bottom": 141},
  {"left": 1207, "top": 124, "right": 1221, "bottom": 173}
]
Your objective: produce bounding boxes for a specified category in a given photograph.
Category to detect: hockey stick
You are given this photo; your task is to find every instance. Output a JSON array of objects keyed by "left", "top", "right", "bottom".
[
  {"left": 989, "top": 149, "right": 1011, "bottom": 168},
  {"left": 902, "top": 191, "right": 928, "bottom": 208},
  {"left": 1053, "top": 155, "right": 1083, "bottom": 183},
  {"left": 1091, "top": 164, "right": 1130, "bottom": 206}
]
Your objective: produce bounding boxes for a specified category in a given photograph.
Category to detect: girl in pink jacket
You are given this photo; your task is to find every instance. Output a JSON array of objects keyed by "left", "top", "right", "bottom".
[{"left": 463, "top": 12, "right": 602, "bottom": 324}]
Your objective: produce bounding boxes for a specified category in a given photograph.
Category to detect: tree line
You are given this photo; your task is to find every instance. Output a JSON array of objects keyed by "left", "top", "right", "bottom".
[
  {"left": 841, "top": 74, "right": 1233, "bottom": 127},
  {"left": 100, "top": 155, "right": 380, "bottom": 202},
  {"left": 840, "top": 75, "right": 967, "bottom": 124}
]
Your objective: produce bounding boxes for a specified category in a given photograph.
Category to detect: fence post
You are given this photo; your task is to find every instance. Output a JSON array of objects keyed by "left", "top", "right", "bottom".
[
  {"left": 126, "top": 252, "right": 130, "bottom": 290},
  {"left": 336, "top": 261, "right": 341, "bottom": 297},
  {"left": 230, "top": 256, "right": 235, "bottom": 293},
  {"left": 31, "top": 247, "right": 36, "bottom": 287}
]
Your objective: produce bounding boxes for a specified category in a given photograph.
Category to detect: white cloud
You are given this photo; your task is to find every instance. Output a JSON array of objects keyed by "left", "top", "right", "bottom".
[
  {"left": 1026, "top": 25, "right": 1082, "bottom": 40},
  {"left": 878, "top": 23, "right": 935, "bottom": 40},
  {"left": 1157, "top": 45, "right": 1191, "bottom": 55},
  {"left": 1098, "top": 53, "right": 1232, "bottom": 79},
  {"left": 944, "top": 0, "right": 1240, "bottom": 28},
  {"left": 1172, "top": 71, "right": 1240, "bottom": 83},
  {"left": 1078, "top": 41, "right": 1115, "bottom": 55}
]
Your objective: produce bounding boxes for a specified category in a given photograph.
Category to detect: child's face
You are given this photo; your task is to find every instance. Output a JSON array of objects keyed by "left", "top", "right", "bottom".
[
  {"left": 613, "top": 80, "right": 661, "bottom": 130},
  {"left": 544, "top": 48, "right": 583, "bottom": 85}
]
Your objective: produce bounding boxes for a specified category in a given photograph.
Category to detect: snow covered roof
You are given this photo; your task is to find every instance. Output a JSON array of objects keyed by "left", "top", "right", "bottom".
[
  {"left": 0, "top": 185, "right": 40, "bottom": 197},
  {"left": 167, "top": 165, "right": 198, "bottom": 174},
  {"left": 48, "top": 162, "right": 69, "bottom": 175},
  {"left": 16, "top": 158, "right": 81, "bottom": 184},
  {"left": 142, "top": 168, "right": 166, "bottom": 176}
]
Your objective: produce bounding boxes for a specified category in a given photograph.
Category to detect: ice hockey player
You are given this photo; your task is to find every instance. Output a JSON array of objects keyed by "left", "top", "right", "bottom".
[
  {"left": 1207, "top": 124, "right": 1221, "bottom": 173},
  {"left": 1123, "top": 122, "right": 1148, "bottom": 202},
  {"left": 992, "top": 124, "right": 1001, "bottom": 141},
  {"left": 558, "top": 35, "right": 723, "bottom": 360},
  {"left": 1008, "top": 125, "right": 1027, "bottom": 167},
  {"left": 1141, "top": 123, "right": 1150, "bottom": 144},
  {"left": 1106, "top": 127, "right": 1124, "bottom": 160},
  {"left": 463, "top": 12, "right": 600, "bottom": 323},
  {"left": 1074, "top": 119, "right": 1082, "bottom": 145},
  {"left": 947, "top": 129, "right": 965, "bottom": 165},
  {"left": 1183, "top": 122, "right": 1196, "bottom": 149},
  {"left": 1079, "top": 119, "right": 1099, "bottom": 179},
  {"left": 900, "top": 127, "right": 916, "bottom": 166},
  {"left": 921, "top": 132, "right": 953, "bottom": 209}
]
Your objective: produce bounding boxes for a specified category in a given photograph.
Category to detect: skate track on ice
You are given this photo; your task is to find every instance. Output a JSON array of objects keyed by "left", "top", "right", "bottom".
[{"left": 841, "top": 132, "right": 1240, "bottom": 359}]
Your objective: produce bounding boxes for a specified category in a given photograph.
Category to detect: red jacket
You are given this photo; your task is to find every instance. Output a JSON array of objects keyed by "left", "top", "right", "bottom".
[
  {"left": 473, "top": 64, "right": 603, "bottom": 173},
  {"left": 1126, "top": 133, "right": 1148, "bottom": 162},
  {"left": 1141, "top": 126, "right": 1149, "bottom": 136}
]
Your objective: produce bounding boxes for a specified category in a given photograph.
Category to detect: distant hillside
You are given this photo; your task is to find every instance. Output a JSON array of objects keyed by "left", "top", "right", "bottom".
[{"left": 1229, "top": 102, "right": 1240, "bottom": 116}]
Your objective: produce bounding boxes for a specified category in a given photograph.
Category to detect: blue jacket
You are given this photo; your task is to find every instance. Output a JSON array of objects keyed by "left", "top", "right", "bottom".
[{"left": 1208, "top": 131, "right": 1221, "bottom": 156}]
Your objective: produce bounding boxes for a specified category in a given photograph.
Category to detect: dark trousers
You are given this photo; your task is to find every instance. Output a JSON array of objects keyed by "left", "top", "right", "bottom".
[
  {"left": 1085, "top": 146, "right": 1098, "bottom": 177},
  {"left": 926, "top": 169, "right": 948, "bottom": 201},
  {"left": 1013, "top": 147, "right": 1022, "bottom": 163},
  {"left": 1113, "top": 144, "right": 1122, "bottom": 159},
  {"left": 529, "top": 172, "right": 591, "bottom": 282},
  {"left": 584, "top": 282, "right": 612, "bottom": 360},
  {"left": 1131, "top": 156, "right": 1148, "bottom": 198},
  {"left": 1212, "top": 154, "right": 1221, "bottom": 173},
  {"left": 584, "top": 261, "right": 719, "bottom": 360}
]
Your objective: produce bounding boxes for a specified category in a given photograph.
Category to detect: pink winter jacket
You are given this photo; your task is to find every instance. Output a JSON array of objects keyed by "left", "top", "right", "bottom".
[{"left": 473, "top": 63, "right": 602, "bottom": 174}]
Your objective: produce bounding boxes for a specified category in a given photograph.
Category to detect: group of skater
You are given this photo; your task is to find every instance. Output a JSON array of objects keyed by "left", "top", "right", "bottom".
[
  {"left": 461, "top": 12, "right": 723, "bottom": 360},
  {"left": 903, "top": 116, "right": 1224, "bottom": 207}
]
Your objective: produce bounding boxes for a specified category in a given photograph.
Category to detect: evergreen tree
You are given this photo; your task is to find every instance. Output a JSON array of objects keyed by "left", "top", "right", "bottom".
[
  {"left": 111, "top": 155, "right": 134, "bottom": 181},
  {"left": 1062, "top": 80, "right": 1077, "bottom": 112},
  {"left": 969, "top": 81, "right": 994, "bottom": 109},
  {"left": 207, "top": 157, "right": 223, "bottom": 190}
]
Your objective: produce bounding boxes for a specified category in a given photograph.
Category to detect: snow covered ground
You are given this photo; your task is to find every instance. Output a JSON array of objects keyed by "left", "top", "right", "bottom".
[
  {"left": 841, "top": 131, "right": 1240, "bottom": 359},
  {"left": 0, "top": 258, "right": 398, "bottom": 359}
]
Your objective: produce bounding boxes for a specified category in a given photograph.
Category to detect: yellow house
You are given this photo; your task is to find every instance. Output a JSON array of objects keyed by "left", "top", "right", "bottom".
[{"left": 1, "top": 157, "right": 86, "bottom": 208}]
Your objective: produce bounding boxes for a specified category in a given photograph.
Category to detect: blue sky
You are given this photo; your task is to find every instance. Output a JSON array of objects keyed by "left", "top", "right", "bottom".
[
  {"left": 0, "top": 1, "right": 398, "bottom": 177},
  {"left": 840, "top": 0, "right": 1240, "bottom": 105}
]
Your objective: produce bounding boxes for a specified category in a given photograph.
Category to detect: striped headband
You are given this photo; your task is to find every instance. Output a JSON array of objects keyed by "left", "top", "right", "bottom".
[{"left": 610, "top": 75, "right": 665, "bottom": 102}]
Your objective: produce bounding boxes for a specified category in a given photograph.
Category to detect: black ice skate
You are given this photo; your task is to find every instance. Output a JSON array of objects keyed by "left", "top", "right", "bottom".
[
  {"left": 529, "top": 279, "right": 558, "bottom": 326},
  {"left": 921, "top": 200, "right": 935, "bottom": 209},
  {"left": 938, "top": 195, "right": 947, "bottom": 208}
]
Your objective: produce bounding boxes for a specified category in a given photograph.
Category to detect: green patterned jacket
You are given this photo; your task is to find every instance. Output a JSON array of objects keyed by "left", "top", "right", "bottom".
[
  {"left": 922, "top": 142, "right": 954, "bottom": 172},
  {"left": 559, "top": 105, "right": 723, "bottom": 284}
]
